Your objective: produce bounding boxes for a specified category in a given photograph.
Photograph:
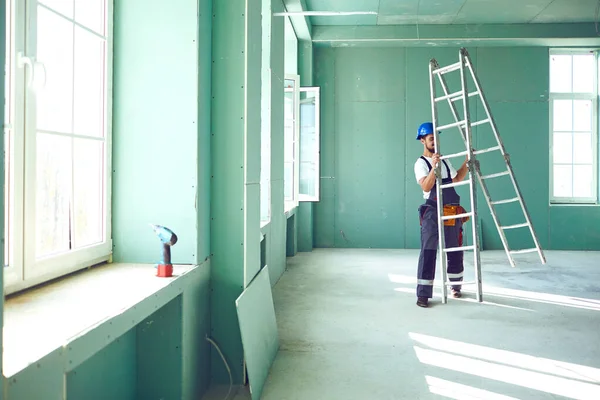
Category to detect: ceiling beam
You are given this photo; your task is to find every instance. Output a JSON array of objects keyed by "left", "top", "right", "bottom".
[
  {"left": 312, "top": 23, "right": 600, "bottom": 47},
  {"left": 281, "top": 0, "right": 312, "bottom": 41}
]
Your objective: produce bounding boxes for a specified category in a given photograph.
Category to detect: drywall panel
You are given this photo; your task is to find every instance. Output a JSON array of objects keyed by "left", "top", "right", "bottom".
[
  {"left": 136, "top": 296, "right": 183, "bottom": 400},
  {"left": 182, "top": 260, "right": 211, "bottom": 399},
  {"left": 67, "top": 330, "right": 137, "bottom": 400},
  {"left": 267, "top": 0, "right": 288, "bottom": 287},
  {"left": 313, "top": 47, "right": 336, "bottom": 247},
  {"left": 235, "top": 266, "right": 279, "bottom": 400},
  {"left": 197, "top": 0, "right": 212, "bottom": 262},
  {"left": 112, "top": 0, "right": 199, "bottom": 264},
  {"left": 334, "top": 100, "right": 406, "bottom": 248}
]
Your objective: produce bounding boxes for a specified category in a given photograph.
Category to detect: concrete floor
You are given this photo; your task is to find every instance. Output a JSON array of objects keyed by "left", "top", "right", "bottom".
[{"left": 205, "top": 248, "right": 600, "bottom": 400}]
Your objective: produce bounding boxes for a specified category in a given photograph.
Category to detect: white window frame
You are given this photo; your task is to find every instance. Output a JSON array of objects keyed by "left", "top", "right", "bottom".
[
  {"left": 284, "top": 74, "right": 300, "bottom": 213},
  {"left": 4, "top": 0, "right": 113, "bottom": 295},
  {"left": 298, "top": 86, "right": 320, "bottom": 202},
  {"left": 549, "top": 49, "right": 599, "bottom": 204}
]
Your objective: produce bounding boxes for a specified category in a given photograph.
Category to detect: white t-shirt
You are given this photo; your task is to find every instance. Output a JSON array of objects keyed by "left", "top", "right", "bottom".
[{"left": 414, "top": 156, "right": 457, "bottom": 199}]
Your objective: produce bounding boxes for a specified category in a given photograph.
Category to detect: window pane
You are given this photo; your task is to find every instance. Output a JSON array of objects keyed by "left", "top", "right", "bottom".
[
  {"left": 39, "top": 0, "right": 73, "bottom": 18},
  {"left": 284, "top": 92, "right": 294, "bottom": 163},
  {"left": 553, "top": 165, "right": 573, "bottom": 198},
  {"left": 73, "top": 139, "right": 104, "bottom": 247},
  {"left": 550, "top": 54, "right": 572, "bottom": 93},
  {"left": 284, "top": 162, "right": 293, "bottom": 200},
  {"left": 572, "top": 54, "right": 594, "bottom": 93},
  {"left": 573, "top": 132, "right": 593, "bottom": 164},
  {"left": 553, "top": 132, "right": 572, "bottom": 164},
  {"left": 36, "top": 6, "right": 74, "bottom": 133},
  {"left": 4, "top": 130, "right": 11, "bottom": 267},
  {"left": 36, "top": 134, "right": 72, "bottom": 258},
  {"left": 75, "top": 0, "right": 105, "bottom": 35},
  {"left": 553, "top": 100, "right": 572, "bottom": 131},
  {"left": 74, "top": 27, "right": 105, "bottom": 137},
  {"left": 573, "top": 165, "right": 593, "bottom": 198},
  {"left": 573, "top": 100, "right": 592, "bottom": 132}
]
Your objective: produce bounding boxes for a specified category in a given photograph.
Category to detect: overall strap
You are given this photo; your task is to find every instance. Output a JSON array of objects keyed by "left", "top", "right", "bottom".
[{"left": 420, "top": 156, "right": 451, "bottom": 177}]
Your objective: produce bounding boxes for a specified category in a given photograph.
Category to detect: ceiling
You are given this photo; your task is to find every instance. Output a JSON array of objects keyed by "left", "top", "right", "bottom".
[{"left": 304, "top": 0, "right": 600, "bottom": 26}]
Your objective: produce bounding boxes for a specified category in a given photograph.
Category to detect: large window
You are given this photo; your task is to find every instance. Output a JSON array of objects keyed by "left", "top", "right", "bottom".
[
  {"left": 284, "top": 74, "right": 299, "bottom": 212},
  {"left": 299, "top": 87, "right": 320, "bottom": 202},
  {"left": 549, "top": 50, "right": 598, "bottom": 203},
  {"left": 4, "top": 0, "right": 112, "bottom": 294}
]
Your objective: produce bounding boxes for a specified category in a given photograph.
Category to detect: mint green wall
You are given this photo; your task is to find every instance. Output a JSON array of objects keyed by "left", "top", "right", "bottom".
[
  {"left": 112, "top": 0, "right": 199, "bottom": 264},
  {"left": 313, "top": 46, "right": 600, "bottom": 251},
  {"left": 66, "top": 329, "right": 137, "bottom": 400},
  {"left": 265, "top": 0, "right": 288, "bottom": 287}
]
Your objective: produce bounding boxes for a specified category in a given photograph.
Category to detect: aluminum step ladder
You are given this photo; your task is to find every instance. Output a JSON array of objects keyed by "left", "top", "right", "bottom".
[{"left": 428, "top": 47, "right": 546, "bottom": 304}]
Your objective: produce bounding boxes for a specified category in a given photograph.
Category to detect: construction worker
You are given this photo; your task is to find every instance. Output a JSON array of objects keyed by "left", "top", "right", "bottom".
[{"left": 414, "top": 122, "right": 470, "bottom": 308}]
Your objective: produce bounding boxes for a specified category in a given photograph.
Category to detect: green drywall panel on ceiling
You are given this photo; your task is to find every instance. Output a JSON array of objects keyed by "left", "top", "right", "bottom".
[
  {"left": 533, "top": 0, "right": 599, "bottom": 23},
  {"left": 453, "top": 0, "right": 551, "bottom": 24},
  {"left": 197, "top": 0, "right": 212, "bottom": 262},
  {"left": 137, "top": 296, "right": 183, "bottom": 400},
  {"left": 112, "top": 0, "right": 198, "bottom": 264},
  {"left": 235, "top": 266, "right": 279, "bottom": 400},
  {"left": 67, "top": 329, "right": 137, "bottom": 400},
  {"left": 182, "top": 262, "right": 212, "bottom": 399}
]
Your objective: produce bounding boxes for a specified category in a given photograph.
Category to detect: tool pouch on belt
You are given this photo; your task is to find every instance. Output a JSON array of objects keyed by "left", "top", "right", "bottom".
[{"left": 443, "top": 205, "right": 471, "bottom": 226}]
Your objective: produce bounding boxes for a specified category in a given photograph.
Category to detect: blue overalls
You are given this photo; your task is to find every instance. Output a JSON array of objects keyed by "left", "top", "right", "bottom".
[{"left": 417, "top": 156, "right": 464, "bottom": 298}]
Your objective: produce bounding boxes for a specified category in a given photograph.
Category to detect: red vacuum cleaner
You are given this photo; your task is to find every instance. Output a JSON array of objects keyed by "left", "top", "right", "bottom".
[{"left": 150, "top": 224, "right": 178, "bottom": 277}]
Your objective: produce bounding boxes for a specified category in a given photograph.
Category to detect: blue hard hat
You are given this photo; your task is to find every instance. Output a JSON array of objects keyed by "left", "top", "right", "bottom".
[{"left": 416, "top": 122, "right": 440, "bottom": 140}]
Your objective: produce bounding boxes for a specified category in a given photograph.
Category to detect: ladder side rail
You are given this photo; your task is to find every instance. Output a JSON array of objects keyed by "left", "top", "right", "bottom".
[
  {"left": 433, "top": 65, "right": 468, "bottom": 147},
  {"left": 463, "top": 50, "right": 547, "bottom": 265},
  {"left": 474, "top": 162, "right": 516, "bottom": 268},
  {"left": 429, "top": 59, "right": 449, "bottom": 303},
  {"left": 459, "top": 49, "right": 483, "bottom": 303}
]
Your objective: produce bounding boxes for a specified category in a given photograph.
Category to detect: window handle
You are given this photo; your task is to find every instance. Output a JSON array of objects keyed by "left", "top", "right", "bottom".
[
  {"left": 16, "top": 52, "right": 34, "bottom": 88},
  {"left": 16, "top": 52, "right": 46, "bottom": 89}
]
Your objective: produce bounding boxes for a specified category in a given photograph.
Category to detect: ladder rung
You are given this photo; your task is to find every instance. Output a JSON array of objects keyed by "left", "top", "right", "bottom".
[
  {"left": 441, "top": 212, "right": 473, "bottom": 221},
  {"left": 441, "top": 150, "right": 469, "bottom": 160},
  {"left": 472, "top": 118, "right": 490, "bottom": 127},
  {"left": 434, "top": 61, "right": 462, "bottom": 75},
  {"left": 451, "top": 91, "right": 479, "bottom": 103},
  {"left": 481, "top": 171, "right": 510, "bottom": 180},
  {"left": 510, "top": 248, "right": 538, "bottom": 255},
  {"left": 445, "top": 281, "right": 476, "bottom": 286},
  {"left": 438, "top": 120, "right": 466, "bottom": 131},
  {"left": 501, "top": 223, "right": 529, "bottom": 230},
  {"left": 444, "top": 245, "right": 475, "bottom": 253},
  {"left": 491, "top": 197, "right": 519, "bottom": 205},
  {"left": 441, "top": 180, "right": 471, "bottom": 189},
  {"left": 474, "top": 146, "right": 501, "bottom": 155},
  {"left": 435, "top": 91, "right": 462, "bottom": 103}
]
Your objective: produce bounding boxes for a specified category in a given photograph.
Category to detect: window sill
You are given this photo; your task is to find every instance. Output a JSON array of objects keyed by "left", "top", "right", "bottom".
[
  {"left": 549, "top": 203, "right": 600, "bottom": 207},
  {"left": 3, "top": 262, "right": 199, "bottom": 378},
  {"left": 284, "top": 204, "right": 297, "bottom": 218}
]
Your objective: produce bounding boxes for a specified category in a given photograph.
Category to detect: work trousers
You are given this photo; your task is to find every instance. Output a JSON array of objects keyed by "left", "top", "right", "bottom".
[{"left": 417, "top": 204, "right": 464, "bottom": 298}]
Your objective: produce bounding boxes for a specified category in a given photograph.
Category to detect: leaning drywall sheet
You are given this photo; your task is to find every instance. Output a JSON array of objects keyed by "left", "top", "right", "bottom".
[{"left": 235, "top": 265, "right": 280, "bottom": 399}]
